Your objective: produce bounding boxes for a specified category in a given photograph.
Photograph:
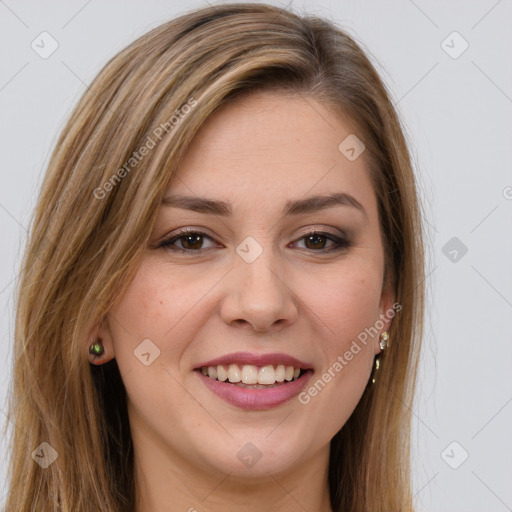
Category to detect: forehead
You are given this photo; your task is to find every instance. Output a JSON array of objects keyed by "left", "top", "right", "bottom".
[{"left": 167, "top": 91, "right": 377, "bottom": 217}]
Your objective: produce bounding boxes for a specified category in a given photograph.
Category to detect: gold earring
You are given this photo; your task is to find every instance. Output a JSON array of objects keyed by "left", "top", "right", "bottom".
[
  {"left": 372, "top": 332, "right": 389, "bottom": 384},
  {"left": 379, "top": 331, "right": 389, "bottom": 350}
]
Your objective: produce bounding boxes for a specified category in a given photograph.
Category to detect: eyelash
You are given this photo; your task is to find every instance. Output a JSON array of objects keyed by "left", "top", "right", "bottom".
[{"left": 158, "top": 227, "right": 352, "bottom": 254}]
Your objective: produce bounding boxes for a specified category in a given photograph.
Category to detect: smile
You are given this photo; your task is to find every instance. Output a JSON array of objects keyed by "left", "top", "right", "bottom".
[
  {"left": 199, "top": 363, "right": 305, "bottom": 386},
  {"left": 195, "top": 364, "right": 314, "bottom": 410}
]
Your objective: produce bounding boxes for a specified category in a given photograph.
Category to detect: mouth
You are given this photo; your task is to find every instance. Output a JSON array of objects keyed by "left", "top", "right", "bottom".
[
  {"left": 196, "top": 363, "right": 308, "bottom": 388},
  {"left": 194, "top": 357, "right": 314, "bottom": 410}
]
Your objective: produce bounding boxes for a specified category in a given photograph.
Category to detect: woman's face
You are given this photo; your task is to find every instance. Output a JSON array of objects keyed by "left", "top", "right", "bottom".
[{"left": 97, "top": 91, "right": 394, "bottom": 483}]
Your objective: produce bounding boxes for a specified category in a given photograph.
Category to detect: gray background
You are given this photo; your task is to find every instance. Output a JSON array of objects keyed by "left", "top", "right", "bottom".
[{"left": 1, "top": 0, "right": 511, "bottom": 510}]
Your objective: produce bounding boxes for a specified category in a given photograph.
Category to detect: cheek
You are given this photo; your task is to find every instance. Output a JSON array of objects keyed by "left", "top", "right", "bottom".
[
  {"left": 301, "top": 259, "right": 383, "bottom": 342},
  {"left": 110, "top": 258, "right": 207, "bottom": 337},
  {"left": 107, "top": 259, "right": 196, "bottom": 372},
  {"left": 108, "top": 257, "right": 231, "bottom": 388},
  {"left": 106, "top": 260, "right": 207, "bottom": 426},
  {"left": 294, "top": 264, "right": 382, "bottom": 436}
]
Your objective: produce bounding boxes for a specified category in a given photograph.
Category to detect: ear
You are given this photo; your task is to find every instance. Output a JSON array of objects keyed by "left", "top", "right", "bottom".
[{"left": 86, "top": 316, "right": 115, "bottom": 365}]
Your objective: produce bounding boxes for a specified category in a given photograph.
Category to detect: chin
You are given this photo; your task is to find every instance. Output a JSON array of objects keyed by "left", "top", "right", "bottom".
[{"left": 196, "top": 435, "right": 304, "bottom": 478}]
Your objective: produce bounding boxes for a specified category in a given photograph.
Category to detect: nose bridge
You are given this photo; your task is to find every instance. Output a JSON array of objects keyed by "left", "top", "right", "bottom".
[
  {"left": 236, "top": 236, "right": 285, "bottom": 297},
  {"left": 221, "top": 235, "right": 298, "bottom": 330}
]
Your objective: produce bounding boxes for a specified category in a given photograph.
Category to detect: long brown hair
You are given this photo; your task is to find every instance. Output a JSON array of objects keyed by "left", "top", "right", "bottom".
[{"left": 3, "top": 3, "right": 425, "bottom": 511}]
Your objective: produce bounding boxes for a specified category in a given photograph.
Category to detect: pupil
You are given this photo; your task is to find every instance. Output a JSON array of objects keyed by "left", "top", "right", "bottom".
[
  {"left": 184, "top": 234, "right": 202, "bottom": 249},
  {"left": 306, "top": 235, "right": 325, "bottom": 249}
]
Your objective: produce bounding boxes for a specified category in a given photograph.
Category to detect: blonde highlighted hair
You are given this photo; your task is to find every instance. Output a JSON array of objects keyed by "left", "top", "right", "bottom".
[{"left": 4, "top": 3, "right": 425, "bottom": 511}]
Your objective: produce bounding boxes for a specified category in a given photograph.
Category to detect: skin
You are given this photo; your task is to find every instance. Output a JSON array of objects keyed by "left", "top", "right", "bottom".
[{"left": 89, "top": 91, "right": 395, "bottom": 512}]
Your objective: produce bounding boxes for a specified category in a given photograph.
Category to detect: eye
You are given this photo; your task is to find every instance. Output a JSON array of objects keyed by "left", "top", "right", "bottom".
[
  {"left": 159, "top": 228, "right": 218, "bottom": 253},
  {"left": 290, "top": 230, "right": 351, "bottom": 252},
  {"left": 158, "top": 228, "right": 351, "bottom": 254}
]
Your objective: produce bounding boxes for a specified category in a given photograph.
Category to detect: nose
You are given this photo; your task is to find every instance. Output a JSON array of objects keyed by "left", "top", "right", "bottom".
[{"left": 219, "top": 247, "right": 298, "bottom": 333}]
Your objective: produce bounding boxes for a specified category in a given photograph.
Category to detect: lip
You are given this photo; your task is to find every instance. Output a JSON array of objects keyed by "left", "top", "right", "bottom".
[
  {"left": 194, "top": 351, "right": 313, "bottom": 370},
  {"left": 196, "top": 369, "right": 314, "bottom": 410}
]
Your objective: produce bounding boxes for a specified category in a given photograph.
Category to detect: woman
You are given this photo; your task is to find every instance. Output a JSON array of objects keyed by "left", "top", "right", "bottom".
[{"left": 4, "top": 2, "right": 425, "bottom": 511}]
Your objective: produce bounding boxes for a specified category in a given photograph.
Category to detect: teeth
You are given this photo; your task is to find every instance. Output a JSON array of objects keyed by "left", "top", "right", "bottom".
[
  {"left": 258, "top": 365, "right": 276, "bottom": 385},
  {"left": 200, "top": 364, "right": 304, "bottom": 385},
  {"left": 227, "top": 364, "right": 241, "bottom": 383},
  {"left": 217, "top": 365, "right": 228, "bottom": 382},
  {"left": 241, "top": 365, "right": 258, "bottom": 384}
]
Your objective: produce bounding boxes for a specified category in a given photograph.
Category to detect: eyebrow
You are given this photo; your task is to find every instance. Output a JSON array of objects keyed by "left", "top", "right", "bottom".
[{"left": 162, "top": 192, "right": 367, "bottom": 219}]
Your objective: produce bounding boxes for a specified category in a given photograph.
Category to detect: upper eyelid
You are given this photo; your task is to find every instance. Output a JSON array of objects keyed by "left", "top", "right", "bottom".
[
  {"left": 160, "top": 227, "right": 348, "bottom": 250},
  {"left": 164, "top": 225, "right": 346, "bottom": 241}
]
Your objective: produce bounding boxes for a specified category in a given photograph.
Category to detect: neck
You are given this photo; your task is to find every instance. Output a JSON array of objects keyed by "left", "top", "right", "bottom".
[{"left": 131, "top": 423, "right": 332, "bottom": 512}]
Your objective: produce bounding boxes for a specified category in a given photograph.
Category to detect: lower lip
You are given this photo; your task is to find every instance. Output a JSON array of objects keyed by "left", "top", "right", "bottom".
[{"left": 196, "top": 370, "right": 314, "bottom": 410}]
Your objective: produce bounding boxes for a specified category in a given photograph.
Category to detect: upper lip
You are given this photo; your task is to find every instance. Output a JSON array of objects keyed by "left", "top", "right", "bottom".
[{"left": 194, "top": 351, "right": 313, "bottom": 370}]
